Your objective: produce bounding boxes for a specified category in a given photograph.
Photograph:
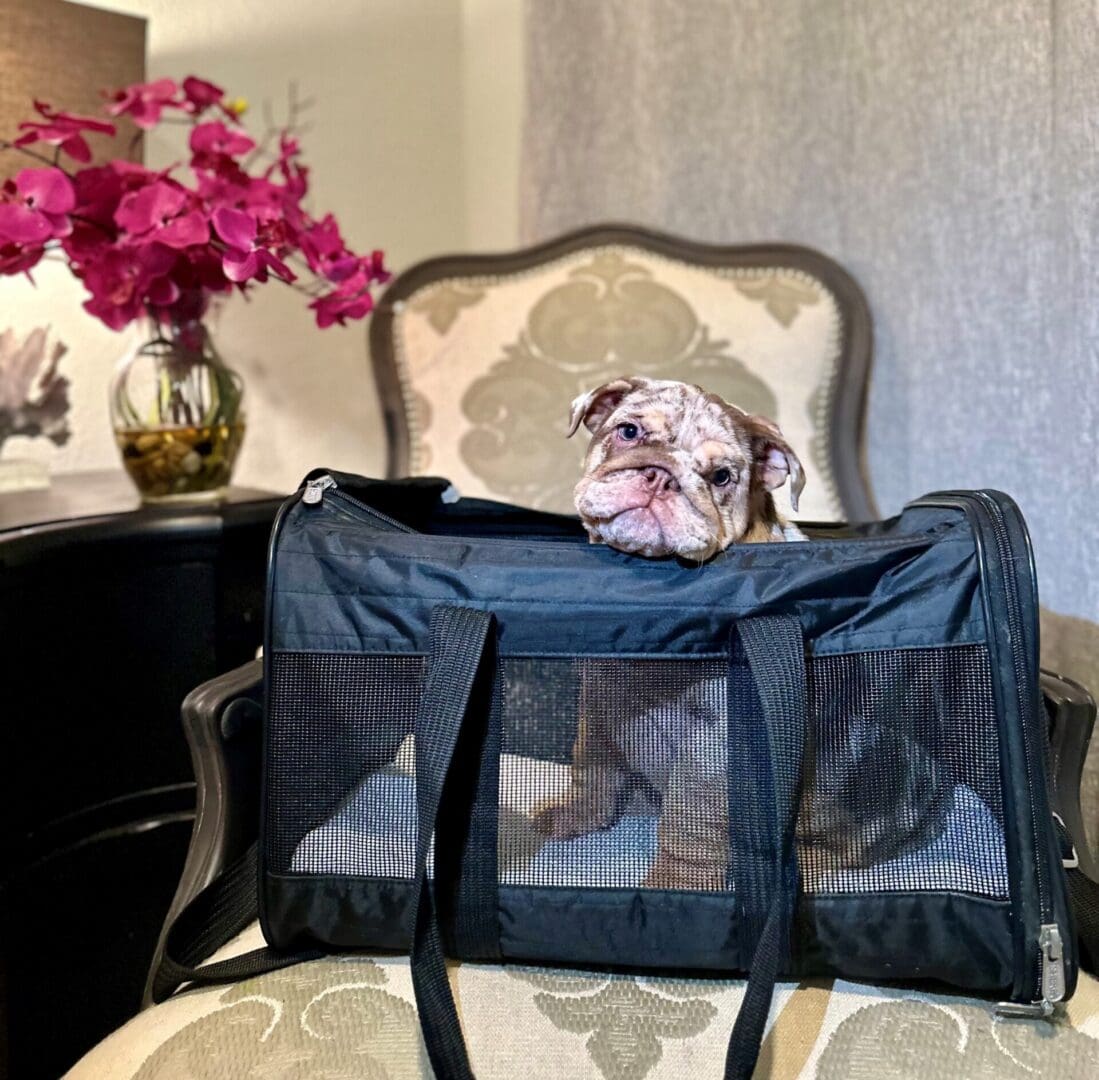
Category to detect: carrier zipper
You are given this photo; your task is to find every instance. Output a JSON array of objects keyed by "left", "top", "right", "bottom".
[
  {"left": 301, "top": 475, "right": 599, "bottom": 549},
  {"left": 973, "top": 493, "right": 1064, "bottom": 1014},
  {"left": 1039, "top": 923, "right": 1066, "bottom": 1003},
  {"left": 996, "top": 925, "right": 1064, "bottom": 1018},
  {"left": 975, "top": 495, "right": 1049, "bottom": 911},
  {"left": 301, "top": 475, "right": 337, "bottom": 505},
  {"left": 916, "top": 490, "right": 1061, "bottom": 1013},
  {"left": 300, "top": 474, "right": 415, "bottom": 533}
]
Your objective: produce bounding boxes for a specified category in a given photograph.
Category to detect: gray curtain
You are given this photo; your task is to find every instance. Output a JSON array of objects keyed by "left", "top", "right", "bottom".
[{"left": 521, "top": 0, "right": 1099, "bottom": 841}]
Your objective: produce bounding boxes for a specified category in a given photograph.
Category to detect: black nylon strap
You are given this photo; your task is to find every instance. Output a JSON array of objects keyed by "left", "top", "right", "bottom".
[
  {"left": 151, "top": 843, "right": 322, "bottom": 1003},
  {"left": 728, "top": 639, "right": 777, "bottom": 943},
  {"left": 158, "top": 607, "right": 808, "bottom": 1080},
  {"left": 409, "top": 605, "right": 496, "bottom": 1080},
  {"left": 446, "top": 655, "right": 503, "bottom": 960},
  {"left": 724, "top": 615, "right": 807, "bottom": 1080},
  {"left": 1067, "top": 867, "right": 1099, "bottom": 974},
  {"left": 1053, "top": 816, "right": 1099, "bottom": 975}
]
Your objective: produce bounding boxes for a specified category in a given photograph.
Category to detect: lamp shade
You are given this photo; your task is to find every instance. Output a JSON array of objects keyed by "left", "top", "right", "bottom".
[{"left": 0, "top": 0, "right": 146, "bottom": 182}]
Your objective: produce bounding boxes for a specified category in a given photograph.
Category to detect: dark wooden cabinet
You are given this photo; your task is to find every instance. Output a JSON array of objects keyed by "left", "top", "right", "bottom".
[{"left": 0, "top": 471, "right": 283, "bottom": 1079}]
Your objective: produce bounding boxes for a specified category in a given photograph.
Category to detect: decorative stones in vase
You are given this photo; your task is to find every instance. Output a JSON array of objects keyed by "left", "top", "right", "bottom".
[{"left": 110, "top": 320, "right": 245, "bottom": 502}]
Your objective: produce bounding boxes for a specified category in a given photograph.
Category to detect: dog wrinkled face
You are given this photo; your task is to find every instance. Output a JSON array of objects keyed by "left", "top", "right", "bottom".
[{"left": 570, "top": 376, "right": 804, "bottom": 561}]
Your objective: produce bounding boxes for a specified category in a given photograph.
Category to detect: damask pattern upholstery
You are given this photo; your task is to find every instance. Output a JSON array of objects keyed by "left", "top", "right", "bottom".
[
  {"left": 386, "top": 244, "right": 852, "bottom": 522},
  {"left": 71, "top": 922, "right": 1099, "bottom": 1080}
]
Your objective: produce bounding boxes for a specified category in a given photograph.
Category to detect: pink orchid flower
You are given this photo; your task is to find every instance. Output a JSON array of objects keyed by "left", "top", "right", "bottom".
[
  {"left": 181, "top": 76, "right": 224, "bottom": 112},
  {"left": 114, "top": 181, "right": 208, "bottom": 248},
  {"left": 106, "top": 78, "right": 181, "bottom": 130},
  {"left": 69, "top": 165, "right": 125, "bottom": 229},
  {"left": 240, "top": 177, "right": 287, "bottom": 221},
  {"left": 299, "top": 214, "right": 349, "bottom": 276},
  {"left": 309, "top": 269, "right": 379, "bottom": 328},
  {"left": 14, "top": 100, "right": 116, "bottom": 163},
  {"left": 0, "top": 241, "right": 45, "bottom": 276},
  {"left": 79, "top": 244, "right": 179, "bottom": 330},
  {"left": 211, "top": 207, "right": 295, "bottom": 284},
  {"left": 191, "top": 119, "right": 257, "bottom": 160},
  {"left": 365, "top": 249, "right": 391, "bottom": 285},
  {"left": 2, "top": 72, "right": 385, "bottom": 331},
  {"left": 0, "top": 168, "right": 75, "bottom": 244},
  {"left": 178, "top": 248, "right": 235, "bottom": 295}
]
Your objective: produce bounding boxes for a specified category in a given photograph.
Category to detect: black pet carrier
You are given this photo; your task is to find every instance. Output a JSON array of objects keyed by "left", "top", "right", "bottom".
[{"left": 156, "top": 470, "right": 1097, "bottom": 1080}]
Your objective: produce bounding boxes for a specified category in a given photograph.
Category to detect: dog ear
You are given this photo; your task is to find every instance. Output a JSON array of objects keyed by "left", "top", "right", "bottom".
[
  {"left": 567, "top": 376, "right": 650, "bottom": 438},
  {"left": 746, "top": 415, "right": 805, "bottom": 512}
]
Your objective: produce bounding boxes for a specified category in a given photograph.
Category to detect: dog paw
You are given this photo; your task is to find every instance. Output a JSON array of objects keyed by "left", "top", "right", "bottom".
[
  {"left": 643, "top": 852, "right": 726, "bottom": 891},
  {"left": 530, "top": 799, "right": 600, "bottom": 840}
]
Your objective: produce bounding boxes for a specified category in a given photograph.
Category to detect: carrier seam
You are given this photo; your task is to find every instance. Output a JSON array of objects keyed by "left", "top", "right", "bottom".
[
  {"left": 275, "top": 535, "right": 977, "bottom": 565},
  {"left": 270, "top": 588, "right": 984, "bottom": 628}
]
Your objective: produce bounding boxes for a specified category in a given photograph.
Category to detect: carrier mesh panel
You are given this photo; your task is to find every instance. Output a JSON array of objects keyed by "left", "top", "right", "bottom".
[
  {"left": 500, "top": 658, "right": 730, "bottom": 891},
  {"left": 266, "top": 653, "right": 423, "bottom": 874},
  {"left": 798, "top": 646, "right": 1005, "bottom": 894},
  {"left": 268, "top": 643, "right": 1008, "bottom": 900}
]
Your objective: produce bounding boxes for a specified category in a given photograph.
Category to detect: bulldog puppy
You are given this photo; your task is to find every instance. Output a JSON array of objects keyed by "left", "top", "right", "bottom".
[
  {"left": 532, "top": 376, "right": 949, "bottom": 890},
  {"left": 569, "top": 375, "right": 805, "bottom": 560},
  {"left": 532, "top": 376, "right": 806, "bottom": 885}
]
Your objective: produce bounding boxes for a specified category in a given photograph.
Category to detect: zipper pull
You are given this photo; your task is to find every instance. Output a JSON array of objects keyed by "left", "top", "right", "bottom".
[
  {"left": 996, "top": 923, "right": 1065, "bottom": 1019},
  {"left": 301, "top": 475, "right": 337, "bottom": 506},
  {"left": 1039, "top": 923, "right": 1065, "bottom": 1004},
  {"left": 996, "top": 1000, "right": 1055, "bottom": 1019}
]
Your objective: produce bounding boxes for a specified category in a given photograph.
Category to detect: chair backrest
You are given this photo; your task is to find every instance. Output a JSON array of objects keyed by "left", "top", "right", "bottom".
[{"left": 370, "top": 224, "right": 875, "bottom": 523}]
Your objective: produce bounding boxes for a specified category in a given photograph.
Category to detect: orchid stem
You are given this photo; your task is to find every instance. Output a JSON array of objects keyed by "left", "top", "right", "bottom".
[{"left": 0, "top": 141, "right": 77, "bottom": 175}]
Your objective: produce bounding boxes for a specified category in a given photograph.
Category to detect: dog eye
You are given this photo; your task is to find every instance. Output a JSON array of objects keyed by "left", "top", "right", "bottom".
[
  {"left": 616, "top": 422, "right": 640, "bottom": 440},
  {"left": 711, "top": 467, "right": 737, "bottom": 487}
]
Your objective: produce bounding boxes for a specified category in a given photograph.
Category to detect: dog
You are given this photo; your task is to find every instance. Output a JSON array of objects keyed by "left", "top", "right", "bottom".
[
  {"left": 569, "top": 376, "right": 805, "bottom": 560},
  {"left": 531, "top": 376, "right": 950, "bottom": 890}
]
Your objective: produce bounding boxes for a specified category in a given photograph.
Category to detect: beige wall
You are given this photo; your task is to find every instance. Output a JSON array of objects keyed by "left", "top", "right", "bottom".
[
  {"left": 461, "top": 0, "right": 523, "bottom": 253},
  {"left": 1, "top": 0, "right": 523, "bottom": 492}
]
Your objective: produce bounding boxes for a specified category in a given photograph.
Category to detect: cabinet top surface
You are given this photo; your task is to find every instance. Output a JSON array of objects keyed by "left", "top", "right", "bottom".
[{"left": 0, "top": 469, "right": 282, "bottom": 534}]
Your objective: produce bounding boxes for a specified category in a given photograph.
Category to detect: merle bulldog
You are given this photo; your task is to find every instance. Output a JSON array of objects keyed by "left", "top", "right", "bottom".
[
  {"left": 569, "top": 375, "right": 805, "bottom": 558},
  {"left": 531, "top": 377, "right": 949, "bottom": 890}
]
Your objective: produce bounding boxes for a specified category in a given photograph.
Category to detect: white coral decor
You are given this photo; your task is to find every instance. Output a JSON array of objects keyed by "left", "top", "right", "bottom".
[{"left": 0, "top": 326, "right": 71, "bottom": 452}]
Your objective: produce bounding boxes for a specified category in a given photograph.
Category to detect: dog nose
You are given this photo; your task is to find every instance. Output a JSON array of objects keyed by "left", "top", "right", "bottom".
[{"left": 642, "top": 467, "right": 680, "bottom": 495}]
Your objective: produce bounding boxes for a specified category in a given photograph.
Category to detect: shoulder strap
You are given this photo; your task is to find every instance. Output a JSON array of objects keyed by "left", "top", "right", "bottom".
[
  {"left": 408, "top": 605, "right": 497, "bottom": 1080},
  {"left": 724, "top": 616, "right": 808, "bottom": 1079},
  {"left": 1067, "top": 867, "right": 1099, "bottom": 973},
  {"left": 1053, "top": 816, "right": 1099, "bottom": 976},
  {"left": 150, "top": 843, "right": 321, "bottom": 1004},
  {"left": 153, "top": 609, "right": 810, "bottom": 1080}
]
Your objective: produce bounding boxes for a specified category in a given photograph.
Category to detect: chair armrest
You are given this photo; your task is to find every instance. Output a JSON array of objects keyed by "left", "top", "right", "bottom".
[
  {"left": 1043, "top": 668, "right": 1099, "bottom": 882},
  {"left": 142, "top": 659, "right": 264, "bottom": 1007}
]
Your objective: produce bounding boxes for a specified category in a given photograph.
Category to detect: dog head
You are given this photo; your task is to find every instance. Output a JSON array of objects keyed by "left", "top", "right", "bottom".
[{"left": 570, "top": 376, "right": 804, "bottom": 560}]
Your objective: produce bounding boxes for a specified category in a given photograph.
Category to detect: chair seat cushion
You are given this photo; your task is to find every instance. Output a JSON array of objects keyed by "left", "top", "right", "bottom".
[{"left": 70, "top": 923, "right": 1099, "bottom": 1079}]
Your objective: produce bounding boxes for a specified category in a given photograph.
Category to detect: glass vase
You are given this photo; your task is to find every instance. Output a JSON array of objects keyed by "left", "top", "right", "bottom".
[{"left": 110, "top": 320, "right": 245, "bottom": 503}]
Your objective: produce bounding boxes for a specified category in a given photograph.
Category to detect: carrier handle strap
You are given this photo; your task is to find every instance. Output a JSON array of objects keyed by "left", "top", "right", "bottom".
[
  {"left": 155, "top": 608, "right": 807, "bottom": 1080},
  {"left": 1053, "top": 816, "right": 1099, "bottom": 975},
  {"left": 724, "top": 615, "right": 807, "bottom": 1080},
  {"left": 1066, "top": 866, "right": 1099, "bottom": 974},
  {"left": 150, "top": 842, "right": 323, "bottom": 1003},
  {"left": 409, "top": 604, "right": 496, "bottom": 1080},
  {"left": 409, "top": 608, "right": 806, "bottom": 1080}
]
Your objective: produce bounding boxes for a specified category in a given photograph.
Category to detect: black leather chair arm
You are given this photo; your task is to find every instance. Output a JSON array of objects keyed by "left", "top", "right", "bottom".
[
  {"left": 1043, "top": 668, "right": 1099, "bottom": 882},
  {"left": 142, "top": 659, "right": 263, "bottom": 1007}
]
